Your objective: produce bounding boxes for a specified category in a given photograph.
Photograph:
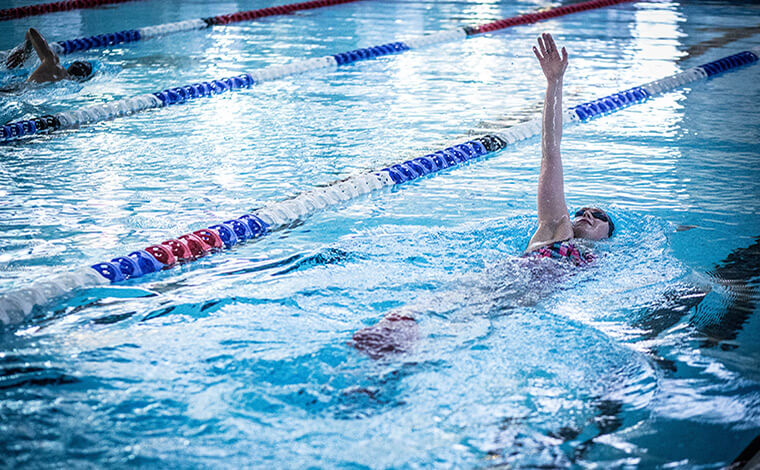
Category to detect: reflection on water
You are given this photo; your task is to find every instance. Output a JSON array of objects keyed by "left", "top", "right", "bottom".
[{"left": 678, "top": 23, "right": 760, "bottom": 62}]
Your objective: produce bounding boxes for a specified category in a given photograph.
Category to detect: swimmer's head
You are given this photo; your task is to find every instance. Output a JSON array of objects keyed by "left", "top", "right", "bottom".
[
  {"left": 66, "top": 60, "right": 93, "bottom": 81},
  {"left": 572, "top": 207, "right": 614, "bottom": 240}
]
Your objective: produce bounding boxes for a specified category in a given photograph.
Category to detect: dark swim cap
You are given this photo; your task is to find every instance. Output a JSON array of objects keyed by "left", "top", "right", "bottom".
[
  {"left": 67, "top": 60, "right": 93, "bottom": 81},
  {"left": 607, "top": 214, "right": 615, "bottom": 238}
]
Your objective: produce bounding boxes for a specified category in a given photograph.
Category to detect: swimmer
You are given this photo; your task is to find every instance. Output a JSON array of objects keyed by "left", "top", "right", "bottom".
[
  {"left": 4, "top": 28, "right": 92, "bottom": 83},
  {"left": 522, "top": 32, "right": 613, "bottom": 265},
  {"left": 352, "top": 34, "right": 613, "bottom": 358}
]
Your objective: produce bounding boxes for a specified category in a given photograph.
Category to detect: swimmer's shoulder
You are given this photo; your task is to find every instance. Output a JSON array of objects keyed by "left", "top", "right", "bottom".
[{"left": 526, "top": 216, "right": 573, "bottom": 254}]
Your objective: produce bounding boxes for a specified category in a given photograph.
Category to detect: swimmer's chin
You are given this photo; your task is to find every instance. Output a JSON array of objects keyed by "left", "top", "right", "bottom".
[{"left": 572, "top": 224, "right": 605, "bottom": 241}]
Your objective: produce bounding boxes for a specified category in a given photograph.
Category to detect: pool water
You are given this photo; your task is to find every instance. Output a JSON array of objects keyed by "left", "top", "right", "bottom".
[{"left": 1, "top": 0, "right": 759, "bottom": 467}]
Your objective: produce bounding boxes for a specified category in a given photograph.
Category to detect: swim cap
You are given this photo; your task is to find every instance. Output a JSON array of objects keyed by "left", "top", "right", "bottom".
[
  {"left": 67, "top": 60, "right": 93, "bottom": 81},
  {"left": 607, "top": 213, "right": 615, "bottom": 238}
]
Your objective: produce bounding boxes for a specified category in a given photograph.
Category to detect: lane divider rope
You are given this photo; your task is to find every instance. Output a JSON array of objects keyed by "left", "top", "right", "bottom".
[
  {"left": 1, "top": 0, "right": 636, "bottom": 143},
  {"left": 1, "top": 0, "right": 363, "bottom": 56},
  {"left": 1, "top": 0, "right": 140, "bottom": 21},
  {"left": 1, "top": 47, "right": 757, "bottom": 325}
]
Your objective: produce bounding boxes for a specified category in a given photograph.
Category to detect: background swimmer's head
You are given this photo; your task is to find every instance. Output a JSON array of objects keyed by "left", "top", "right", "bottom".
[
  {"left": 66, "top": 60, "right": 93, "bottom": 81},
  {"left": 572, "top": 207, "right": 614, "bottom": 240}
]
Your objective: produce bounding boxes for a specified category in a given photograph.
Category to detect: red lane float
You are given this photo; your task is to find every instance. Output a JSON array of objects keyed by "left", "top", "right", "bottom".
[
  {"left": 466, "top": 0, "right": 635, "bottom": 35},
  {"left": 0, "top": 0, "right": 140, "bottom": 21},
  {"left": 207, "top": 0, "right": 361, "bottom": 26}
]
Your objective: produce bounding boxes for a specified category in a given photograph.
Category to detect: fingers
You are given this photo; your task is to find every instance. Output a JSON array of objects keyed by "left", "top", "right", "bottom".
[
  {"left": 6, "top": 51, "right": 22, "bottom": 68},
  {"left": 544, "top": 33, "right": 556, "bottom": 55},
  {"left": 535, "top": 33, "right": 568, "bottom": 66}
]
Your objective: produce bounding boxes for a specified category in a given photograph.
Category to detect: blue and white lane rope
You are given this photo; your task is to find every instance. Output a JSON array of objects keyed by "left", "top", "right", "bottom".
[
  {"left": 1, "top": 0, "right": 635, "bottom": 142},
  {"left": 1, "top": 48, "right": 758, "bottom": 326}
]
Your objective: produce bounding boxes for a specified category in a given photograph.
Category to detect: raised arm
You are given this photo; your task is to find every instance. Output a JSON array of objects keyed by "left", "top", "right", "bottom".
[
  {"left": 25, "top": 28, "right": 69, "bottom": 83},
  {"left": 526, "top": 33, "right": 573, "bottom": 252},
  {"left": 26, "top": 28, "right": 57, "bottom": 64}
]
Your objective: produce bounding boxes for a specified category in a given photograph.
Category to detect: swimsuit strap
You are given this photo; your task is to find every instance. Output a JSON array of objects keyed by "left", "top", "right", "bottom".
[{"left": 525, "top": 240, "right": 595, "bottom": 266}]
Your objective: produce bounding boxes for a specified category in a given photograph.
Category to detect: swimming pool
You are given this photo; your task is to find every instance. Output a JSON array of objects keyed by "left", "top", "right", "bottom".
[{"left": 1, "top": 0, "right": 759, "bottom": 466}]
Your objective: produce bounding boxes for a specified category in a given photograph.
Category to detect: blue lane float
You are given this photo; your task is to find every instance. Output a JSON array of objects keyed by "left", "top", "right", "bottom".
[
  {"left": 152, "top": 74, "right": 256, "bottom": 106},
  {"left": 698, "top": 50, "right": 759, "bottom": 77},
  {"left": 570, "top": 87, "right": 649, "bottom": 121},
  {"left": 1, "top": 47, "right": 759, "bottom": 326},
  {"left": 57, "top": 29, "right": 141, "bottom": 54}
]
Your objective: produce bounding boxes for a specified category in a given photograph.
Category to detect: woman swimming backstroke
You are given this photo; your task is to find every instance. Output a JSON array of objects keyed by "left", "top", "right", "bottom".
[
  {"left": 523, "top": 32, "right": 614, "bottom": 266},
  {"left": 352, "top": 34, "right": 615, "bottom": 358}
]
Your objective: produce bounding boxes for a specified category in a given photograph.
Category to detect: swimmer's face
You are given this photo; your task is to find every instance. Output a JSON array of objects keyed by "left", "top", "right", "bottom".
[{"left": 572, "top": 207, "right": 611, "bottom": 240}]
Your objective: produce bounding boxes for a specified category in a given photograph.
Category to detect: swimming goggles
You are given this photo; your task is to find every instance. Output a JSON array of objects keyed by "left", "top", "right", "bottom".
[{"left": 573, "top": 208, "right": 609, "bottom": 223}]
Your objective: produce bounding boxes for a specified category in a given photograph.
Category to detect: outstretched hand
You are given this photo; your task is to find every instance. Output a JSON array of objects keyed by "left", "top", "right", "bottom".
[
  {"left": 5, "top": 29, "right": 35, "bottom": 69},
  {"left": 5, "top": 43, "right": 30, "bottom": 69},
  {"left": 533, "top": 33, "right": 568, "bottom": 82}
]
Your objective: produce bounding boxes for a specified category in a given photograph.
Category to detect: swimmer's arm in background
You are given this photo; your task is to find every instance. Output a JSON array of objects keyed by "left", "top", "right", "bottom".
[
  {"left": 527, "top": 33, "right": 573, "bottom": 251},
  {"left": 5, "top": 29, "right": 35, "bottom": 69}
]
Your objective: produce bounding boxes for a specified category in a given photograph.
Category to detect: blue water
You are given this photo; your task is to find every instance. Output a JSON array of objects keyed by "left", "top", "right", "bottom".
[{"left": 1, "top": 0, "right": 759, "bottom": 467}]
